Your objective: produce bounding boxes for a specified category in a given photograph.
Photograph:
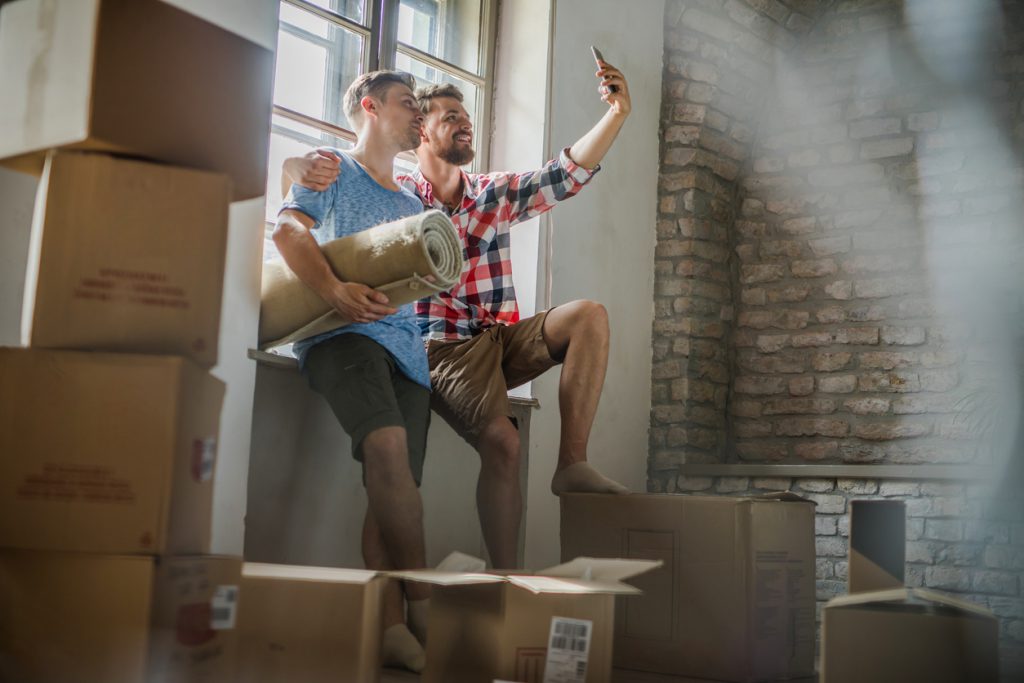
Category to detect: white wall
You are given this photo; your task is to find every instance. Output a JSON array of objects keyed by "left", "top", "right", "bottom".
[{"left": 523, "top": 0, "right": 664, "bottom": 570}]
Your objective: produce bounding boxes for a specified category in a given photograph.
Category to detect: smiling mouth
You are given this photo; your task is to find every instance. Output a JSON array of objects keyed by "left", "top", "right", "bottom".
[{"left": 454, "top": 134, "right": 472, "bottom": 144}]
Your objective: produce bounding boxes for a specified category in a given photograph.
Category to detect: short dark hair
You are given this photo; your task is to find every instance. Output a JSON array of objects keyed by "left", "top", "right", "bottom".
[
  {"left": 415, "top": 82, "right": 464, "bottom": 115},
  {"left": 343, "top": 70, "right": 416, "bottom": 121}
]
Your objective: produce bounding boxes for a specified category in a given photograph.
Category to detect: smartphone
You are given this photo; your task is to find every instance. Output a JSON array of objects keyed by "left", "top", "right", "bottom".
[{"left": 590, "top": 45, "right": 618, "bottom": 94}]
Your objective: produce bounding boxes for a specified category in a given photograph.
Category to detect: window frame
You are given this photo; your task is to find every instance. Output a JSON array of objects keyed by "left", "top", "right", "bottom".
[{"left": 271, "top": 0, "right": 498, "bottom": 176}]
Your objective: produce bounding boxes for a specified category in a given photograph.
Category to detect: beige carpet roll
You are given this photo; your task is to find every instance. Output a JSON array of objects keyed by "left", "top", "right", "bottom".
[{"left": 259, "top": 209, "right": 462, "bottom": 349}]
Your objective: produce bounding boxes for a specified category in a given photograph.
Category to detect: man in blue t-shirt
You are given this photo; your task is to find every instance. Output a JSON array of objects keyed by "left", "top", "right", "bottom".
[{"left": 273, "top": 70, "right": 430, "bottom": 672}]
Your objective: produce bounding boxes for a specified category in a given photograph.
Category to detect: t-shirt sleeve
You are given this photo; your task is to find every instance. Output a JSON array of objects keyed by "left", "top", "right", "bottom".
[{"left": 279, "top": 181, "right": 336, "bottom": 229}]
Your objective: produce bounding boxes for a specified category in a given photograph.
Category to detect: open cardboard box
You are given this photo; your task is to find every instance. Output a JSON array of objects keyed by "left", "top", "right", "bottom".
[
  {"left": 394, "top": 556, "right": 662, "bottom": 683},
  {"left": 821, "top": 587, "right": 999, "bottom": 683}
]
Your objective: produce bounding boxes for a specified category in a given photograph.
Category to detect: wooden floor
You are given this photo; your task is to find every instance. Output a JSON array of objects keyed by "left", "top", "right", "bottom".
[{"left": 380, "top": 668, "right": 818, "bottom": 682}]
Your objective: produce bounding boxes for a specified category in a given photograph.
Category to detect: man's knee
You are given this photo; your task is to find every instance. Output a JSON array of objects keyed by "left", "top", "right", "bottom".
[
  {"left": 478, "top": 418, "right": 521, "bottom": 478},
  {"left": 578, "top": 300, "right": 608, "bottom": 333},
  {"left": 362, "top": 427, "right": 412, "bottom": 484}
]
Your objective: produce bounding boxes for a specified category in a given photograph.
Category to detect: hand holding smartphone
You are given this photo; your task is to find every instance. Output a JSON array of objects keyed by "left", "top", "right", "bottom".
[{"left": 590, "top": 45, "right": 619, "bottom": 94}]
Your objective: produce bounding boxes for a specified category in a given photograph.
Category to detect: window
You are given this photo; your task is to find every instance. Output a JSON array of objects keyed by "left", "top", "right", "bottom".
[{"left": 264, "top": 0, "right": 497, "bottom": 234}]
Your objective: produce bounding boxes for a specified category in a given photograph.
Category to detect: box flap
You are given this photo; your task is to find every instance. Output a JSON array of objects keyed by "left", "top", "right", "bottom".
[
  {"left": 826, "top": 588, "right": 995, "bottom": 618},
  {"left": 388, "top": 569, "right": 505, "bottom": 586},
  {"left": 537, "top": 557, "right": 663, "bottom": 583},
  {"left": 242, "top": 562, "right": 381, "bottom": 586},
  {"left": 752, "top": 491, "right": 815, "bottom": 504},
  {"left": 506, "top": 575, "right": 643, "bottom": 595}
]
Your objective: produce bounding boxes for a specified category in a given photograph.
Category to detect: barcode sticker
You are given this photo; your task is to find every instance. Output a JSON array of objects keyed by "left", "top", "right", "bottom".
[
  {"left": 210, "top": 585, "right": 238, "bottom": 630},
  {"left": 542, "top": 617, "right": 591, "bottom": 683}
]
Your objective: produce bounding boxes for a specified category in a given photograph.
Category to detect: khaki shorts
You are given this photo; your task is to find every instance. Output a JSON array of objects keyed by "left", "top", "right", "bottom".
[
  {"left": 427, "top": 310, "right": 560, "bottom": 445},
  {"left": 303, "top": 333, "right": 430, "bottom": 486}
]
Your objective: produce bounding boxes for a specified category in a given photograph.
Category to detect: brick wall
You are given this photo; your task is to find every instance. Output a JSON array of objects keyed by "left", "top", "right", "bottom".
[{"left": 651, "top": 0, "right": 1024, "bottom": 672}]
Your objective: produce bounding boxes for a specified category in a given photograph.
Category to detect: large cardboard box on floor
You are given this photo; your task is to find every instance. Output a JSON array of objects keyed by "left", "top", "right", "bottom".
[
  {"left": 821, "top": 588, "right": 999, "bottom": 683},
  {"left": 0, "top": 0, "right": 274, "bottom": 201},
  {"left": 235, "top": 563, "right": 386, "bottom": 683},
  {"left": 0, "top": 348, "right": 224, "bottom": 555},
  {"left": 0, "top": 550, "right": 241, "bottom": 683},
  {"left": 560, "top": 493, "right": 816, "bottom": 682},
  {"left": 20, "top": 151, "right": 230, "bottom": 367},
  {"left": 395, "top": 557, "right": 662, "bottom": 683}
]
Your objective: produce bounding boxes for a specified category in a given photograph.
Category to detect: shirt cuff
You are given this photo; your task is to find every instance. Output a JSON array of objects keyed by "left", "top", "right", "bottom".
[{"left": 560, "top": 147, "right": 600, "bottom": 184}]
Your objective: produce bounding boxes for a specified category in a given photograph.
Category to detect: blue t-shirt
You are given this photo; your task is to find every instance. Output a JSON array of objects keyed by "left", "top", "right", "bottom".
[{"left": 279, "top": 150, "right": 430, "bottom": 389}]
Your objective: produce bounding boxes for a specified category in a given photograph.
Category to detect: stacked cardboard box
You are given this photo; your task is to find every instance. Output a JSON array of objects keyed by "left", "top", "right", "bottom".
[
  {"left": 560, "top": 492, "right": 817, "bottom": 682},
  {"left": 0, "top": 0, "right": 274, "bottom": 680}
]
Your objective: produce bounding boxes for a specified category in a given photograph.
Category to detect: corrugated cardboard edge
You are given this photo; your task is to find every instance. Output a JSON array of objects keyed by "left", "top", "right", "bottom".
[
  {"left": 242, "top": 562, "right": 383, "bottom": 585},
  {"left": 826, "top": 587, "right": 996, "bottom": 618},
  {"left": 18, "top": 150, "right": 54, "bottom": 345}
]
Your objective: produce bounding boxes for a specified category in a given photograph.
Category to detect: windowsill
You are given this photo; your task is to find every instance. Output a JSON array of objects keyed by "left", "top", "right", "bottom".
[{"left": 248, "top": 348, "right": 541, "bottom": 408}]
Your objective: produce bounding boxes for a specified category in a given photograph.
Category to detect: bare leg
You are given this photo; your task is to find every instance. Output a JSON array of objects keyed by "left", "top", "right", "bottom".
[
  {"left": 475, "top": 416, "right": 522, "bottom": 568},
  {"left": 362, "top": 509, "right": 404, "bottom": 628},
  {"left": 361, "top": 427, "right": 430, "bottom": 671},
  {"left": 361, "top": 426, "right": 431, "bottom": 600},
  {"left": 542, "top": 301, "right": 629, "bottom": 495}
]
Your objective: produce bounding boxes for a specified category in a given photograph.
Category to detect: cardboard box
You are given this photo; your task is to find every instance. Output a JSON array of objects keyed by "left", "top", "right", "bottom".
[
  {"left": 236, "top": 563, "right": 386, "bottom": 683},
  {"left": 821, "top": 588, "right": 999, "bottom": 683},
  {"left": 0, "top": 550, "right": 242, "bottom": 683},
  {"left": 396, "top": 557, "right": 661, "bottom": 683},
  {"left": 849, "top": 499, "right": 906, "bottom": 593},
  {"left": 560, "top": 493, "right": 816, "bottom": 682},
  {"left": 0, "top": 348, "right": 225, "bottom": 555},
  {"left": 0, "top": 0, "right": 274, "bottom": 201},
  {"left": 20, "top": 151, "right": 230, "bottom": 367}
]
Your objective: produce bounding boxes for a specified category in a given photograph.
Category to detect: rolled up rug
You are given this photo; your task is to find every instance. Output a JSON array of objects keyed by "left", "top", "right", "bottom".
[{"left": 259, "top": 209, "right": 462, "bottom": 349}]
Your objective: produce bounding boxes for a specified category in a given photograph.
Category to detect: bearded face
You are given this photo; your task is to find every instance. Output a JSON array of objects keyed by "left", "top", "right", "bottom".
[{"left": 422, "top": 97, "right": 475, "bottom": 166}]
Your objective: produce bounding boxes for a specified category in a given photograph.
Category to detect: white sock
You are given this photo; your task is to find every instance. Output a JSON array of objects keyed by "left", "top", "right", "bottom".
[{"left": 381, "top": 623, "right": 425, "bottom": 673}]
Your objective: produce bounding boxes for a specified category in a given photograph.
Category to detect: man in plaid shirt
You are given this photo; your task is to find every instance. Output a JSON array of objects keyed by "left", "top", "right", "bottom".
[{"left": 284, "top": 59, "right": 632, "bottom": 569}]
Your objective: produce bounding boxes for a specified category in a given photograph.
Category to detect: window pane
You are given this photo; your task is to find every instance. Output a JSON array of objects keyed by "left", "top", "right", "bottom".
[
  {"left": 264, "top": 115, "right": 353, "bottom": 227},
  {"left": 398, "top": 0, "right": 482, "bottom": 74},
  {"left": 396, "top": 52, "right": 479, "bottom": 133},
  {"left": 285, "top": 0, "right": 366, "bottom": 26},
  {"left": 275, "top": 4, "right": 364, "bottom": 131}
]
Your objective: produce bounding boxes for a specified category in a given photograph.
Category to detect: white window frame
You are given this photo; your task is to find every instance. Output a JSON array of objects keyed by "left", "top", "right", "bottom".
[{"left": 271, "top": 0, "right": 498, "bottom": 178}]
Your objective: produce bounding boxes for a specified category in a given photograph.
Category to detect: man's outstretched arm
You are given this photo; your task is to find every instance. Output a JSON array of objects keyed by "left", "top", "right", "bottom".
[
  {"left": 567, "top": 59, "right": 632, "bottom": 169},
  {"left": 272, "top": 209, "right": 396, "bottom": 324}
]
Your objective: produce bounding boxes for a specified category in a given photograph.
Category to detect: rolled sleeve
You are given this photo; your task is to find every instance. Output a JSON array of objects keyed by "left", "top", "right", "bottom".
[{"left": 559, "top": 146, "right": 600, "bottom": 185}]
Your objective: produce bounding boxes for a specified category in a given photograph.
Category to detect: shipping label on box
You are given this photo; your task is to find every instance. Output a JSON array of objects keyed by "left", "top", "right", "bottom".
[
  {"left": 20, "top": 151, "right": 230, "bottom": 367},
  {"left": 0, "top": 348, "right": 225, "bottom": 555},
  {"left": 0, "top": 550, "right": 242, "bottom": 683}
]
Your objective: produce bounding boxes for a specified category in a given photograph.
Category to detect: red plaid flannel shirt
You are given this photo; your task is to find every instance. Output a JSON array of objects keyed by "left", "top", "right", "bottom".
[{"left": 405, "top": 148, "right": 598, "bottom": 340}]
